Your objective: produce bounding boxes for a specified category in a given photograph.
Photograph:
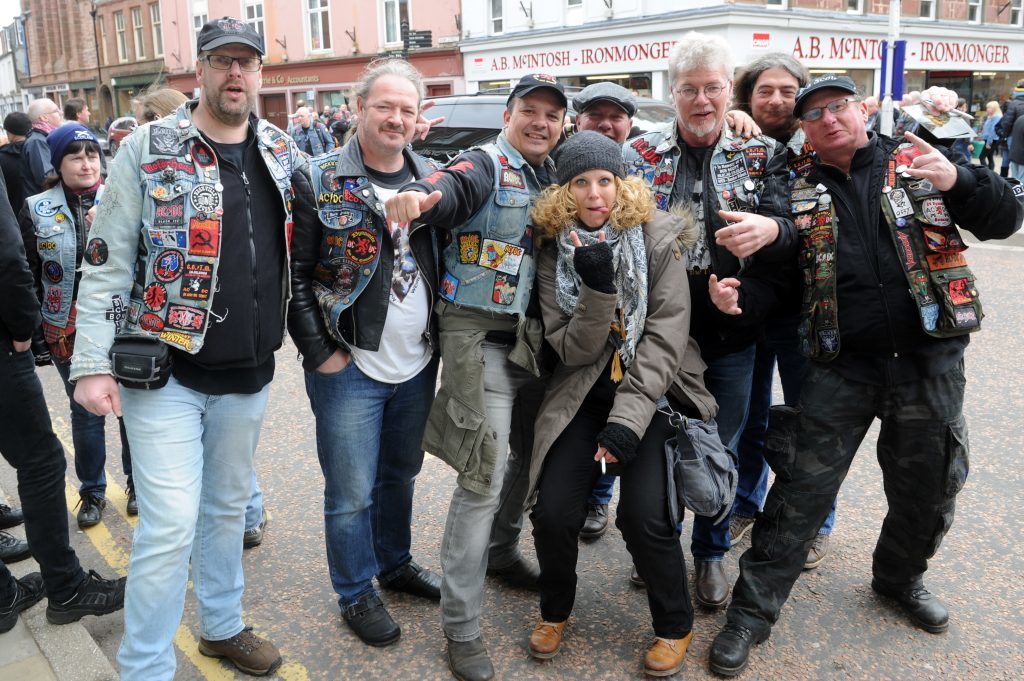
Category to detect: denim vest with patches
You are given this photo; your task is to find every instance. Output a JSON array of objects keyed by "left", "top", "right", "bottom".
[
  {"left": 28, "top": 185, "right": 79, "bottom": 328},
  {"left": 793, "top": 142, "right": 983, "bottom": 361},
  {"left": 117, "top": 107, "right": 297, "bottom": 354},
  {"left": 440, "top": 135, "right": 538, "bottom": 316}
]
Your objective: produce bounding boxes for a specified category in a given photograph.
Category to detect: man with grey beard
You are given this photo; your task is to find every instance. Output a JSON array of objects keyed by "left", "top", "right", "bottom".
[{"left": 72, "top": 17, "right": 312, "bottom": 679}]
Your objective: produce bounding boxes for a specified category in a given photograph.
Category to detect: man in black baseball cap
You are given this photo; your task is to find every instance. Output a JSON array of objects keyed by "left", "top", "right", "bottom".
[
  {"left": 573, "top": 81, "right": 637, "bottom": 144},
  {"left": 196, "top": 16, "right": 265, "bottom": 55},
  {"left": 506, "top": 73, "right": 567, "bottom": 109},
  {"left": 792, "top": 74, "right": 858, "bottom": 119}
]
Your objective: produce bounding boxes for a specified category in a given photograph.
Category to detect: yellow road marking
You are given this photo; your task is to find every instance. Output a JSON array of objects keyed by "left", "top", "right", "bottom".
[{"left": 51, "top": 406, "right": 311, "bottom": 679}]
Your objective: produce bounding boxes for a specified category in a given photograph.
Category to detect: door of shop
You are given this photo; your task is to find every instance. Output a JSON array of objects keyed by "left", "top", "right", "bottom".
[
  {"left": 261, "top": 93, "right": 289, "bottom": 133},
  {"left": 927, "top": 72, "right": 973, "bottom": 107}
]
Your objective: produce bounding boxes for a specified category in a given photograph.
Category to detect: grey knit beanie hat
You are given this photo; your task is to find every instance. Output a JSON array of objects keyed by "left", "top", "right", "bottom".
[{"left": 554, "top": 130, "right": 625, "bottom": 186}]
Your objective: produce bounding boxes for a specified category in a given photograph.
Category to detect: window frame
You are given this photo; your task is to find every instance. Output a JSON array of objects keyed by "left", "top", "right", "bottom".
[
  {"left": 150, "top": 4, "right": 163, "bottom": 57},
  {"left": 115, "top": 11, "right": 127, "bottom": 63},
  {"left": 131, "top": 7, "right": 145, "bottom": 60},
  {"left": 245, "top": 0, "right": 265, "bottom": 40},
  {"left": 1013, "top": 0, "right": 1023, "bottom": 26},
  {"left": 490, "top": 0, "right": 503, "bottom": 34},
  {"left": 967, "top": 0, "right": 982, "bottom": 23},
  {"left": 918, "top": 0, "right": 937, "bottom": 20},
  {"left": 383, "top": 0, "right": 410, "bottom": 46}
]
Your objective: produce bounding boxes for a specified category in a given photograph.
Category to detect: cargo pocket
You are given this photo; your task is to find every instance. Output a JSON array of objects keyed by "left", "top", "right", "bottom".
[
  {"left": 764, "top": 405, "right": 801, "bottom": 480},
  {"left": 426, "top": 392, "right": 486, "bottom": 474},
  {"left": 943, "top": 416, "right": 970, "bottom": 498},
  {"left": 929, "top": 266, "right": 983, "bottom": 334}
]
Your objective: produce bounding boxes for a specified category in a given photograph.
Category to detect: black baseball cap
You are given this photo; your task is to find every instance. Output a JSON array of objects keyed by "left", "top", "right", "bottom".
[
  {"left": 794, "top": 74, "right": 858, "bottom": 117},
  {"left": 507, "top": 74, "right": 567, "bottom": 109},
  {"left": 573, "top": 82, "right": 637, "bottom": 118},
  {"left": 197, "top": 17, "right": 265, "bottom": 56}
]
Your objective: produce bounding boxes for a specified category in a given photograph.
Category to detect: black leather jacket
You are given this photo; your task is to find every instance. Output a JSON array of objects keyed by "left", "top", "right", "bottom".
[
  {"left": 287, "top": 139, "right": 440, "bottom": 371},
  {"left": 0, "top": 181, "right": 38, "bottom": 345}
]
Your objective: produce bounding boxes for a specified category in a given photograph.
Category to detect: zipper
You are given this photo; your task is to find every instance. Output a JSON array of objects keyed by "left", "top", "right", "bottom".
[{"left": 242, "top": 169, "right": 260, "bottom": 353}]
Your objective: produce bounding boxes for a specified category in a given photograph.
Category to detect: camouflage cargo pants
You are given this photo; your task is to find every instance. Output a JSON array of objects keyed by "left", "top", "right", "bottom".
[{"left": 727, "top": 360, "right": 969, "bottom": 636}]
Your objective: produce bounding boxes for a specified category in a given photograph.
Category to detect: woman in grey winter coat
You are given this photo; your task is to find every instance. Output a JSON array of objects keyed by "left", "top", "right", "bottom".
[{"left": 524, "top": 131, "right": 716, "bottom": 677}]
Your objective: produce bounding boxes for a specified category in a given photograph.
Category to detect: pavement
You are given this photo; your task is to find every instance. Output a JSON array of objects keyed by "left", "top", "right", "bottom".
[{"left": 0, "top": 235, "right": 1022, "bottom": 680}]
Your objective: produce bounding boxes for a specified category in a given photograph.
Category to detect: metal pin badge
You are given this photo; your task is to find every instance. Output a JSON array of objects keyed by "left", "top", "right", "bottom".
[
  {"left": 815, "top": 183, "right": 827, "bottom": 193},
  {"left": 178, "top": 120, "right": 190, "bottom": 128},
  {"left": 214, "top": 182, "right": 224, "bottom": 192},
  {"left": 896, "top": 218, "right": 907, "bottom": 227},
  {"left": 895, "top": 164, "right": 908, "bottom": 174},
  {"left": 882, "top": 185, "right": 892, "bottom": 194},
  {"left": 743, "top": 179, "right": 755, "bottom": 192}
]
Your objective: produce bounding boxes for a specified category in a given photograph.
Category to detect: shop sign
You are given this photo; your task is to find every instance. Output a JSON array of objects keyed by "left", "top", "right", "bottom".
[
  {"left": 470, "top": 38, "right": 678, "bottom": 77},
  {"left": 262, "top": 74, "right": 322, "bottom": 86}
]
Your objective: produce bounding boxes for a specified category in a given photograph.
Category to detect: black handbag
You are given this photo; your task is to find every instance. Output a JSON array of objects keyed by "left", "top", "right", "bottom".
[
  {"left": 109, "top": 335, "right": 172, "bottom": 390},
  {"left": 660, "top": 399, "right": 738, "bottom": 527}
]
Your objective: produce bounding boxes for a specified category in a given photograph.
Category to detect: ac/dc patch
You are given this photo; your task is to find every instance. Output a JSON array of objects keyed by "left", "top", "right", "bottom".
[
  {"left": 43, "top": 260, "right": 63, "bottom": 283},
  {"left": 189, "top": 218, "right": 220, "bottom": 257},
  {"left": 440, "top": 272, "right": 459, "bottom": 301},
  {"left": 492, "top": 273, "right": 518, "bottom": 305},
  {"left": 345, "top": 228, "right": 378, "bottom": 265},
  {"left": 920, "top": 197, "right": 951, "bottom": 226},
  {"left": 85, "top": 238, "right": 108, "bottom": 266},
  {"left": 479, "top": 239, "right": 524, "bottom": 275},
  {"left": 165, "top": 304, "right": 207, "bottom": 332},
  {"left": 143, "top": 282, "right": 168, "bottom": 311},
  {"left": 154, "top": 196, "right": 185, "bottom": 227},
  {"left": 180, "top": 262, "right": 213, "bottom": 301},
  {"left": 458, "top": 232, "right": 481, "bottom": 264},
  {"left": 742, "top": 146, "right": 767, "bottom": 178},
  {"left": 150, "top": 126, "right": 185, "bottom": 156},
  {"left": 500, "top": 167, "right": 525, "bottom": 188},
  {"left": 153, "top": 249, "right": 185, "bottom": 283}
]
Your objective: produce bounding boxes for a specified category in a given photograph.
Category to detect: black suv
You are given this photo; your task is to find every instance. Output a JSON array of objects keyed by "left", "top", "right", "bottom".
[{"left": 412, "top": 88, "right": 676, "bottom": 164}]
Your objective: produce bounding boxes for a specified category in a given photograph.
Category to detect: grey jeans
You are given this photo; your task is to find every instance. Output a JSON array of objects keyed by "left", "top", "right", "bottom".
[{"left": 440, "top": 341, "right": 536, "bottom": 641}]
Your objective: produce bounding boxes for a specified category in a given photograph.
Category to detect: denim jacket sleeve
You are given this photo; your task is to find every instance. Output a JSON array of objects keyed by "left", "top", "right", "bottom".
[{"left": 69, "top": 129, "right": 147, "bottom": 380}]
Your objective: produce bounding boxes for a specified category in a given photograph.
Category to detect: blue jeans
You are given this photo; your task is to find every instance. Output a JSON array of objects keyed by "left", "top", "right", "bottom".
[
  {"left": 733, "top": 318, "right": 837, "bottom": 535},
  {"left": 303, "top": 357, "right": 438, "bottom": 607},
  {"left": 441, "top": 341, "right": 536, "bottom": 641},
  {"left": 245, "top": 473, "right": 263, "bottom": 531},
  {"left": 54, "top": 359, "right": 122, "bottom": 496},
  {"left": 589, "top": 475, "right": 616, "bottom": 506},
  {"left": 691, "top": 344, "right": 756, "bottom": 561},
  {"left": 117, "top": 375, "right": 269, "bottom": 681}
]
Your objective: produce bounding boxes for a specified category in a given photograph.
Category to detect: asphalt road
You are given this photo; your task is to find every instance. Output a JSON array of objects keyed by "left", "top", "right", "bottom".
[{"left": 2, "top": 234, "right": 1022, "bottom": 680}]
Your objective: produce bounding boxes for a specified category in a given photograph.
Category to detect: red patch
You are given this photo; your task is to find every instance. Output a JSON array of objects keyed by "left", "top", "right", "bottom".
[
  {"left": 144, "top": 282, "right": 167, "bottom": 311},
  {"left": 345, "top": 228, "right": 378, "bottom": 265},
  {"left": 449, "top": 160, "right": 476, "bottom": 174},
  {"left": 188, "top": 218, "right": 220, "bottom": 257},
  {"left": 926, "top": 252, "right": 967, "bottom": 270},
  {"left": 139, "top": 312, "right": 164, "bottom": 332}
]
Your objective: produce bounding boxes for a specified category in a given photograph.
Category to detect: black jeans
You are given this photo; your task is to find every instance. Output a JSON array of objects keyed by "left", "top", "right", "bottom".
[
  {"left": 0, "top": 337, "right": 86, "bottom": 602},
  {"left": 727, "top": 361, "right": 969, "bottom": 636},
  {"left": 531, "top": 372, "right": 693, "bottom": 638},
  {"left": 978, "top": 144, "right": 996, "bottom": 170}
]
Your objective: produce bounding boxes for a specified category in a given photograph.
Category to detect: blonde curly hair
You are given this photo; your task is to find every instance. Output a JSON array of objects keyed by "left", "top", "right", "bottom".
[{"left": 531, "top": 174, "right": 655, "bottom": 244}]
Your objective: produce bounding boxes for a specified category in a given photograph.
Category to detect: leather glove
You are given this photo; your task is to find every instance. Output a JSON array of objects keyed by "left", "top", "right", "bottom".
[{"left": 574, "top": 241, "right": 616, "bottom": 294}]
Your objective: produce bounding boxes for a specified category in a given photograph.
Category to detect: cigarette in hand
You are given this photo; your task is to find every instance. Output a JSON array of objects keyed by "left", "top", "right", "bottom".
[{"left": 601, "top": 457, "right": 607, "bottom": 474}]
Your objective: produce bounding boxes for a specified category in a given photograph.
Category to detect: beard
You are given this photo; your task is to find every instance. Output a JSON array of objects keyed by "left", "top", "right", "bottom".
[
  {"left": 682, "top": 114, "right": 720, "bottom": 140},
  {"left": 204, "top": 85, "right": 256, "bottom": 127}
]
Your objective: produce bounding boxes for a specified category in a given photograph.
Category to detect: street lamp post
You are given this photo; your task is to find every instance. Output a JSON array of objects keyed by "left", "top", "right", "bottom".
[{"left": 89, "top": 0, "right": 103, "bottom": 120}]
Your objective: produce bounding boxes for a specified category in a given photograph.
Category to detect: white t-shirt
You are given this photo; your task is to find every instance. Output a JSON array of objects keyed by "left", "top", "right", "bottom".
[{"left": 347, "top": 183, "right": 432, "bottom": 383}]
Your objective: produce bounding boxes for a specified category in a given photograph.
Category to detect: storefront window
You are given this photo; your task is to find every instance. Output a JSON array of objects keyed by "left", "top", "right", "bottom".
[
  {"left": 307, "top": 0, "right": 331, "bottom": 51},
  {"left": 322, "top": 91, "right": 347, "bottom": 108}
]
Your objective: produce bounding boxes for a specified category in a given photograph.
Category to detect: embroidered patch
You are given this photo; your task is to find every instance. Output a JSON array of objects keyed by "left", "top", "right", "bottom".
[
  {"left": 33, "top": 199, "right": 60, "bottom": 217},
  {"left": 655, "top": 193, "right": 669, "bottom": 211},
  {"left": 38, "top": 240, "right": 57, "bottom": 251},
  {"left": 920, "top": 197, "right": 951, "bottom": 226},
  {"left": 153, "top": 249, "right": 185, "bottom": 283},
  {"left": 814, "top": 251, "right": 834, "bottom": 280},
  {"left": 142, "top": 158, "right": 194, "bottom": 176},
  {"left": 143, "top": 282, "right": 168, "bottom": 311},
  {"left": 926, "top": 252, "right": 967, "bottom": 270},
  {"left": 911, "top": 271, "right": 934, "bottom": 305},
  {"left": 159, "top": 330, "right": 194, "bottom": 351},
  {"left": 792, "top": 200, "right": 818, "bottom": 213},
  {"left": 126, "top": 300, "right": 141, "bottom": 325},
  {"left": 887, "top": 188, "right": 914, "bottom": 219},
  {"left": 894, "top": 230, "right": 919, "bottom": 271},
  {"left": 893, "top": 144, "right": 922, "bottom": 169},
  {"left": 139, "top": 312, "right": 165, "bottom": 332},
  {"left": 43, "top": 260, "right": 63, "bottom": 283},
  {"left": 190, "top": 141, "right": 215, "bottom": 167},
  {"left": 154, "top": 196, "right": 185, "bottom": 227},
  {"left": 922, "top": 226, "right": 965, "bottom": 253},
  {"left": 817, "top": 328, "right": 839, "bottom": 353},
  {"left": 345, "top": 228, "right": 378, "bottom": 265},
  {"left": 45, "top": 287, "right": 61, "bottom": 313},
  {"left": 629, "top": 137, "right": 661, "bottom": 165},
  {"left": 479, "top": 239, "right": 524, "bottom": 275},
  {"left": 499, "top": 167, "right": 525, "bottom": 189},
  {"left": 148, "top": 228, "right": 188, "bottom": 248},
  {"left": 190, "top": 185, "right": 220, "bottom": 213},
  {"left": 319, "top": 167, "right": 342, "bottom": 193},
  {"left": 794, "top": 214, "right": 813, "bottom": 232},
  {"left": 165, "top": 304, "right": 207, "bottom": 332},
  {"left": 150, "top": 126, "right": 184, "bottom": 156},
  {"left": 105, "top": 294, "right": 127, "bottom": 332},
  {"left": 712, "top": 157, "right": 747, "bottom": 188},
  {"left": 440, "top": 272, "right": 459, "bottom": 301},
  {"left": 519, "top": 226, "right": 534, "bottom": 255},
  {"left": 492, "top": 273, "right": 518, "bottom": 305},
  {"left": 790, "top": 153, "right": 815, "bottom": 178},
  {"left": 953, "top": 305, "right": 979, "bottom": 328},
  {"left": 188, "top": 218, "right": 220, "bottom": 257},
  {"left": 742, "top": 146, "right": 766, "bottom": 179},
  {"left": 332, "top": 265, "right": 356, "bottom": 296},
  {"left": 948, "top": 278, "right": 974, "bottom": 305},
  {"left": 458, "top": 232, "right": 481, "bottom": 264},
  {"left": 791, "top": 187, "right": 818, "bottom": 202},
  {"left": 921, "top": 303, "right": 939, "bottom": 331},
  {"left": 1012, "top": 180, "right": 1024, "bottom": 197},
  {"left": 180, "top": 262, "right": 213, "bottom": 301},
  {"left": 85, "top": 238, "right": 108, "bottom": 265}
]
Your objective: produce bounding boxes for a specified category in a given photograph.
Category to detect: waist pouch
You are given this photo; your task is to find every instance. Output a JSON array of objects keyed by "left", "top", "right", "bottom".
[
  {"left": 109, "top": 335, "right": 172, "bottom": 390},
  {"left": 660, "top": 397, "right": 738, "bottom": 526}
]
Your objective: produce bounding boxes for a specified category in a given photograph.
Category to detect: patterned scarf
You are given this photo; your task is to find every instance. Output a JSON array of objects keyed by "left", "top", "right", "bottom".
[{"left": 554, "top": 222, "right": 648, "bottom": 373}]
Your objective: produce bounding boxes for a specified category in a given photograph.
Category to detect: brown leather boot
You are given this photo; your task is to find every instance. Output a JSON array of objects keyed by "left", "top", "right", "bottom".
[
  {"left": 644, "top": 631, "right": 693, "bottom": 677},
  {"left": 694, "top": 559, "right": 729, "bottom": 608},
  {"left": 528, "top": 619, "right": 567, "bottom": 659}
]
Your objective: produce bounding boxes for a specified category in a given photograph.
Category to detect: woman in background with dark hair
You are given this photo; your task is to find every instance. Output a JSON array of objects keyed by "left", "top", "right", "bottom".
[{"left": 19, "top": 123, "right": 134, "bottom": 525}]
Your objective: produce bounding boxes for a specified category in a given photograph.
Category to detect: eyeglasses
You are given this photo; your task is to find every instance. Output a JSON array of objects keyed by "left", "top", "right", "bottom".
[
  {"left": 204, "top": 54, "right": 262, "bottom": 72},
  {"left": 673, "top": 83, "right": 728, "bottom": 101},
  {"left": 800, "top": 97, "right": 859, "bottom": 122}
]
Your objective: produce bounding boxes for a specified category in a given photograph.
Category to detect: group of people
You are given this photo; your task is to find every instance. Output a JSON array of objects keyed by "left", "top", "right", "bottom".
[
  {"left": 0, "top": 14, "right": 1020, "bottom": 681},
  {"left": 289, "top": 102, "right": 356, "bottom": 155}
]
